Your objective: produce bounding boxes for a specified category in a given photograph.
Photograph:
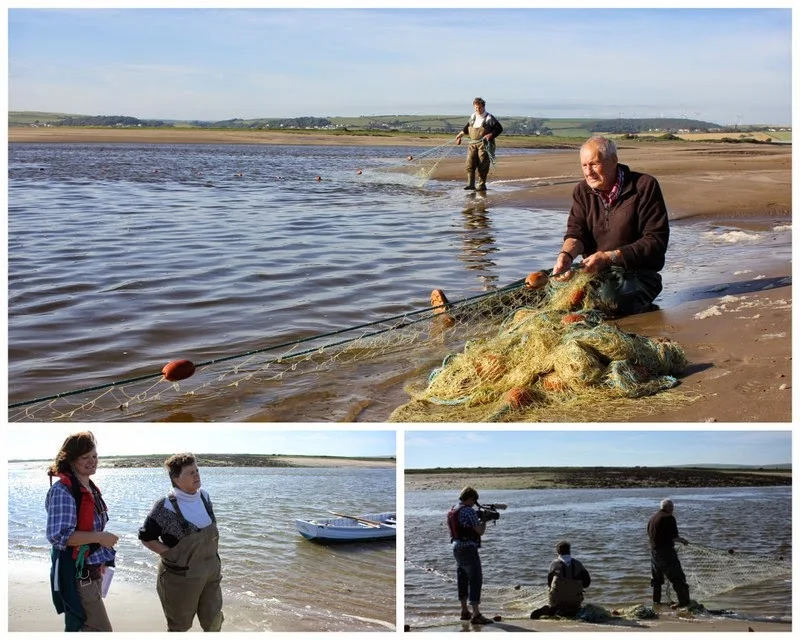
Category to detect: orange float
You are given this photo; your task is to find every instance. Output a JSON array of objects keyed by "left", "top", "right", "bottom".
[
  {"left": 569, "top": 287, "right": 586, "bottom": 308},
  {"left": 506, "top": 386, "right": 535, "bottom": 409},
  {"left": 474, "top": 354, "right": 505, "bottom": 381},
  {"left": 162, "top": 359, "right": 196, "bottom": 382},
  {"left": 525, "top": 271, "right": 549, "bottom": 290},
  {"left": 562, "top": 313, "right": 586, "bottom": 324},
  {"left": 541, "top": 374, "right": 567, "bottom": 392}
]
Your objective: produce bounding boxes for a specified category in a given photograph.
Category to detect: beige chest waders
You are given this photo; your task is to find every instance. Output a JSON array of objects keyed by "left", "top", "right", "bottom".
[{"left": 156, "top": 495, "right": 224, "bottom": 631}]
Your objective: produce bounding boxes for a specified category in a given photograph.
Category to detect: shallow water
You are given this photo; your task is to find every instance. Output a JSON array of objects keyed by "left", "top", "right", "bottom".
[
  {"left": 8, "top": 462, "right": 396, "bottom": 631},
  {"left": 8, "top": 143, "right": 791, "bottom": 422},
  {"left": 404, "top": 485, "right": 791, "bottom": 629}
]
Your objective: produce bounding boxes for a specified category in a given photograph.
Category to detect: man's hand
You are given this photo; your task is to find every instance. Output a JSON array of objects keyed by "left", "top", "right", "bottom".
[
  {"left": 456, "top": 133, "right": 463, "bottom": 146},
  {"left": 483, "top": 134, "right": 493, "bottom": 142},
  {"left": 552, "top": 252, "right": 574, "bottom": 279},
  {"left": 581, "top": 251, "right": 614, "bottom": 274}
]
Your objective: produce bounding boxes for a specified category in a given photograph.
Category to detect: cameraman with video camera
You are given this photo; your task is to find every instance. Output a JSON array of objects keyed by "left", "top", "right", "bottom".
[{"left": 447, "top": 486, "right": 499, "bottom": 625}]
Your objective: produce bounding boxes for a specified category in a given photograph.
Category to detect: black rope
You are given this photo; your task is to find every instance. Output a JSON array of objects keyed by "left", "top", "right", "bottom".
[{"left": 9, "top": 281, "right": 528, "bottom": 410}]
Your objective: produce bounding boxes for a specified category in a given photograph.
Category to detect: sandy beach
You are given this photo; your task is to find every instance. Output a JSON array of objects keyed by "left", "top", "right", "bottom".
[
  {"left": 407, "top": 615, "right": 790, "bottom": 633},
  {"left": 8, "top": 130, "right": 791, "bottom": 422},
  {"left": 8, "top": 560, "right": 177, "bottom": 632}
]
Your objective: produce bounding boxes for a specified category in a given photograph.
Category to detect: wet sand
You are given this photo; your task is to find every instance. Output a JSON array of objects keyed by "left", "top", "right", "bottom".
[
  {"left": 408, "top": 616, "right": 790, "bottom": 633},
  {"left": 102, "top": 453, "right": 395, "bottom": 469},
  {"left": 404, "top": 467, "right": 791, "bottom": 492},
  {"left": 8, "top": 560, "right": 179, "bottom": 632}
]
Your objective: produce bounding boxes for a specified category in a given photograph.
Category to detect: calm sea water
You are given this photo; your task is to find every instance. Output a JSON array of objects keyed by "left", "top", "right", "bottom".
[
  {"left": 405, "top": 486, "right": 791, "bottom": 629},
  {"left": 8, "top": 143, "right": 791, "bottom": 422},
  {"left": 8, "top": 462, "right": 396, "bottom": 631}
]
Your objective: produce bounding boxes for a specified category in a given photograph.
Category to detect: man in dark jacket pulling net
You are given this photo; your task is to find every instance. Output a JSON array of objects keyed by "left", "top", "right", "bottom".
[
  {"left": 648, "top": 498, "right": 691, "bottom": 607},
  {"left": 550, "top": 135, "right": 670, "bottom": 316}
]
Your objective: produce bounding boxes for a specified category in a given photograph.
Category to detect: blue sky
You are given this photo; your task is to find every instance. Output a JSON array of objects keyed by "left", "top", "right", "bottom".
[
  {"left": 5, "top": 425, "right": 396, "bottom": 460},
  {"left": 405, "top": 430, "right": 792, "bottom": 468},
  {"left": 7, "top": 6, "right": 792, "bottom": 125}
]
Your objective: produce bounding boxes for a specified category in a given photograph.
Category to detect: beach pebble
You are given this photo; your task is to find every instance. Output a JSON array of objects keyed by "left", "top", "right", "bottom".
[
  {"left": 162, "top": 359, "right": 196, "bottom": 382},
  {"left": 514, "top": 584, "right": 521, "bottom": 590},
  {"left": 704, "top": 417, "right": 717, "bottom": 422},
  {"left": 778, "top": 383, "right": 788, "bottom": 390}
]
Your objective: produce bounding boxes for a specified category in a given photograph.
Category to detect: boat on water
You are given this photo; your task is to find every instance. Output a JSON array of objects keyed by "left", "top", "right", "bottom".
[{"left": 296, "top": 511, "right": 396, "bottom": 542}]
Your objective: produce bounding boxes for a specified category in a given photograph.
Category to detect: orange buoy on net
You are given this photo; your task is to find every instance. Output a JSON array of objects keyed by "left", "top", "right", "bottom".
[
  {"left": 525, "top": 271, "right": 549, "bottom": 290},
  {"left": 162, "top": 359, "right": 196, "bottom": 382},
  {"left": 541, "top": 373, "right": 567, "bottom": 392},
  {"left": 474, "top": 354, "right": 505, "bottom": 382},
  {"left": 506, "top": 386, "right": 535, "bottom": 409},
  {"left": 569, "top": 287, "right": 586, "bottom": 308},
  {"left": 562, "top": 313, "right": 587, "bottom": 325},
  {"left": 407, "top": 155, "right": 414, "bottom": 161}
]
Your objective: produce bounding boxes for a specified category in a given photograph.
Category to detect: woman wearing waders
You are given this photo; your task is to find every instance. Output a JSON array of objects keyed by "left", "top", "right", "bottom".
[
  {"left": 139, "top": 453, "right": 224, "bottom": 632},
  {"left": 46, "top": 431, "right": 120, "bottom": 632}
]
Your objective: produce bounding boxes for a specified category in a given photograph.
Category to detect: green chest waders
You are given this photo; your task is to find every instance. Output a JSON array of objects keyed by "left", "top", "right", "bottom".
[
  {"left": 156, "top": 498, "right": 224, "bottom": 632},
  {"left": 466, "top": 124, "right": 495, "bottom": 190}
]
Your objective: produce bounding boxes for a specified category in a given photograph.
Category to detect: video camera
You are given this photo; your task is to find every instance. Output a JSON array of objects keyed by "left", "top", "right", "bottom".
[{"left": 476, "top": 502, "right": 507, "bottom": 523}]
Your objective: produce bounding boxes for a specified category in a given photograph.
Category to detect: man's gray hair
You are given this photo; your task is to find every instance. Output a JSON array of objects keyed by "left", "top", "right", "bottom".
[
  {"left": 582, "top": 136, "right": 617, "bottom": 160},
  {"left": 660, "top": 498, "right": 674, "bottom": 512}
]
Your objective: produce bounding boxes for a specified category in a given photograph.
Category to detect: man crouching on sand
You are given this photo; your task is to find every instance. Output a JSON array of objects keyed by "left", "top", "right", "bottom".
[
  {"left": 430, "top": 136, "right": 669, "bottom": 320},
  {"left": 530, "top": 540, "right": 591, "bottom": 619},
  {"left": 550, "top": 136, "right": 670, "bottom": 317}
]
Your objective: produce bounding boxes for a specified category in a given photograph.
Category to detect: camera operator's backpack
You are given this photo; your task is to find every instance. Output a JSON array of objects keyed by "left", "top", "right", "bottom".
[
  {"left": 548, "top": 560, "right": 585, "bottom": 615},
  {"left": 447, "top": 504, "right": 481, "bottom": 545}
]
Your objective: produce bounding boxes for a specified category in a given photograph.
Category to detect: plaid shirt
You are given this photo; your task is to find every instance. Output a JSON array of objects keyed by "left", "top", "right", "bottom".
[
  {"left": 452, "top": 503, "right": 481, "bottom": 549},
  {"left": 594, "top": 167, "right": 625, "bottom": 208},
  {"left": 46, "top": 481, "right": 116, "bottom": 565}
]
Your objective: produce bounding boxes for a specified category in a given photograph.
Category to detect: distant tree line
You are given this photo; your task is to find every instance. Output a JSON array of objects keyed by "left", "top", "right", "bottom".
[
  {"left": 21, "top": 112, "right": 743, "bottom": 135},
  {"left": 55, "top": 115, "right": 170, "bottom": 127}
]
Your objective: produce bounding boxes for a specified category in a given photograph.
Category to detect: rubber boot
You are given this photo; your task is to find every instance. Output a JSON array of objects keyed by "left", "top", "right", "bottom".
[
  {"left": 675, "top": 584, "right": 691, "bottom": 607},
  {"left": 464, "top": 171, "right": 476, "bottom": 190},
  {"left": 652, "top": 586, "right": 662, "bottom": 604},
  {"left": 476, "top": 171, "right": 487, "bottom": 191}
]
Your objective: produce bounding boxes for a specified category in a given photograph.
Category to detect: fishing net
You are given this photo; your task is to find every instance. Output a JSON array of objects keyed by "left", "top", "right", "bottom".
[
  {"left": 407, "top": 542, "right": 791, "bottom": 628},
  {"left": 375, "top": 136, "right": 494, "bottom": 187},
  {"left": 666, "top": 543, "right": 792, "bottom": 602},
  {"left": 10, "top": 268, "right": 686, "bottom": 423},
  {"left": 373, "top": 138, "right": 463, "bottom": 187},
  {"left": 390, "top": 269, "right": 688, "bottom": 422}
]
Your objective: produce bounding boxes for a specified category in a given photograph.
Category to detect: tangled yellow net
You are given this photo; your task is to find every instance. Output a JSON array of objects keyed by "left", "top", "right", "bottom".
[{"left": 390, "top": 269, "right": 688, "bottom": 422}]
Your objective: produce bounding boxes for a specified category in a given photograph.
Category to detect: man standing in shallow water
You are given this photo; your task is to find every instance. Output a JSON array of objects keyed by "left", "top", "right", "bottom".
[
  {"left": 648, "top": 498, "right": 691, "bottom": 607},
  {"left": 456, "top": 97, "right": 503, "bottom": 192}
]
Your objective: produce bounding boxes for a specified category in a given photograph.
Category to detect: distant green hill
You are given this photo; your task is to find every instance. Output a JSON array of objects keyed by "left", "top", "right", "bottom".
[{"left": 9, "top": 110, "right": 731, "bottom": 137}]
